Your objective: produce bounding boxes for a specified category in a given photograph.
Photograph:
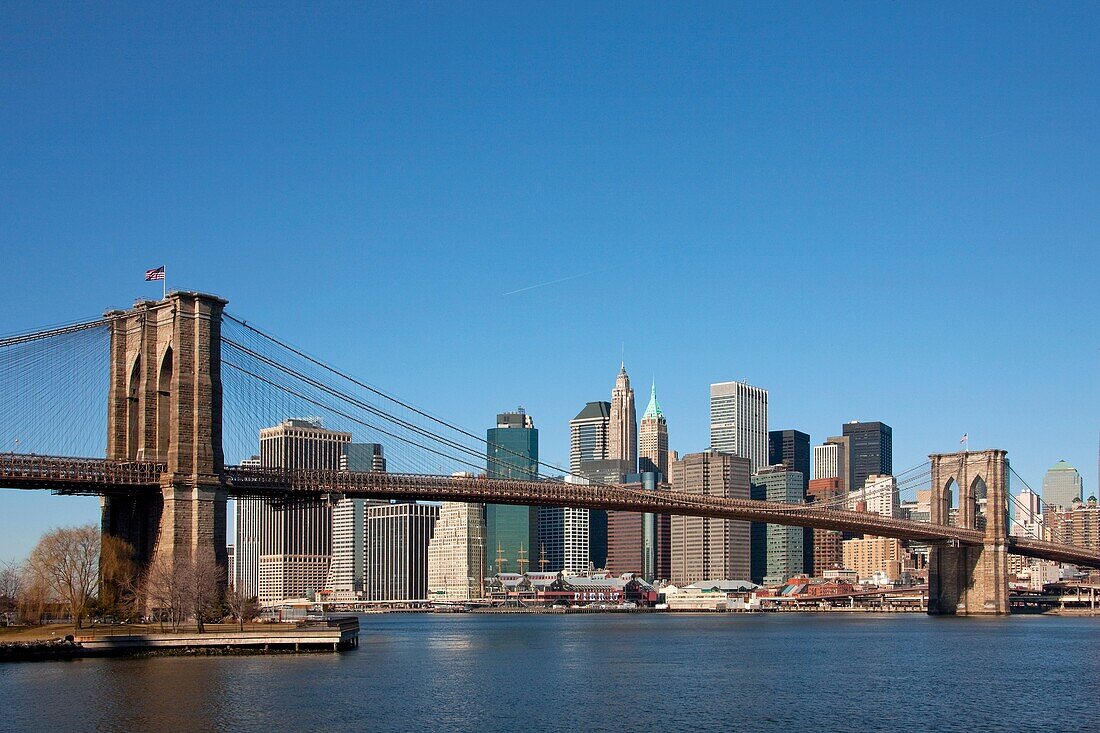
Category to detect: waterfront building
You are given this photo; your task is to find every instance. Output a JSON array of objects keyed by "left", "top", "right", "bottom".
[
  {"left": 848, "top": 474, "right": 901, "bottom": 518},
  {"left": 485, "top": 409, "right": 539, "bottom": 576},
  {"left": 841, "top": 421, "right": 892, "bottom": 495},
  {"left": 669, "top": 451, "right": 751, "bottom": 585},
  {"left": 1042, "top": 460, "right": 1084, "bottom": 510},
  {"left": 606, "top": 471, "right": 669, "bottom": 582},
  {"left": 710, "top": 381, "right": 768, "bottom": 471},
  {"left": 325, "top": 442, "right": 386, "bottom": 597},
  {"left": 842, "top": 536, "right": 908, "bottom": 583},
  {"left": 366, "top": 503, "right": 439, "bottom": 601},
  {"left": 537, "top": 475, "right": 590, "bottom": 575},
  {"left": 569, "top": 401, "right": 610, "bottom": 475},
  {"left": 608, "top": 364, "right": 638, "bottom": 472},
  {"left": 750, "top": 464, "right": 806, "bottom": 585},
  {"left": 485, "top": 571, "right": 658, "bottom": 607},
  {"left": 807, "top": 477, "right": 844, "bottom": 575},
  {"left": 638, "top": 382, "right": 669, "bottom": 477},
  {"left": 245, "top": 419, "right": 351, "bottom": 606},
  {"left": 427, "top": 498, "right": 486, "bottom": 600}
]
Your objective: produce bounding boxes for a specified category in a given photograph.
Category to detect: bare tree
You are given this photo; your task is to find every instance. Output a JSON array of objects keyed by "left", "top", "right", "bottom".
[
  {"left": 224, "top": 585, "right": 260, "bottom": 631},
  {"left": 144, "top": 556, "right": 189, "bottom": 632},
  {"left": 185, "top": 553, "right": 223, "bottom": 633},
  {"left": 26, "top": 525, "right": 99, "bottom": 629},
  {"left": 0, "top": 560, "right": 23, "bottom": 620}
]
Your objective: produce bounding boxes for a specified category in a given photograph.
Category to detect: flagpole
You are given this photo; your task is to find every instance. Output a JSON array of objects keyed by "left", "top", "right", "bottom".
[{"left": 163, "top": 267, "right": 166, "bottom": 300}]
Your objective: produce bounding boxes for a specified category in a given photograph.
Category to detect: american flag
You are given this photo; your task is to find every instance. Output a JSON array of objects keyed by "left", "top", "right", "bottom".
[{"left": 145, "top": 266, "right": 165, "bottom": 281}]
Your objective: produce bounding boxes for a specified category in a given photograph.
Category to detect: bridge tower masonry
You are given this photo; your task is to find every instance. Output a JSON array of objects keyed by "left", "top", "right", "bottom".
[
  {"left": 928, "top": 449, "right": 1010, "bottom": 615},
  {"left": 102, "top": 292, "right": 228, "bottom": 584}
]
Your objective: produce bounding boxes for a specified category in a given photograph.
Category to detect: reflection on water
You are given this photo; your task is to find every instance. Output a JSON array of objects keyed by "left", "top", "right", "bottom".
[{"left": 2, "top": 614, "right": 1097, "bottom": 732}]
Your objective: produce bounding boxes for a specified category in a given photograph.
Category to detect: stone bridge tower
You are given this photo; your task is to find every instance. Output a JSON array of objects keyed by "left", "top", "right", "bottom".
[
  {"left": 927, "top": 449, "right": 1010, "bottom": 615},
  {"left": 101, "top": 292, "right": 227, "bottom": 582}
]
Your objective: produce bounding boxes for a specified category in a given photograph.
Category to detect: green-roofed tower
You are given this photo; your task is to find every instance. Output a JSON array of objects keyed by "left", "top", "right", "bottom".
[{"left": 639, "top": 381, "right": 670, "bottom": 478}]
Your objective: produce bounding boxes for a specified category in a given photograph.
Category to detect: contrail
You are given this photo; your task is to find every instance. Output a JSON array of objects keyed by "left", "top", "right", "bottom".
[{"left": 502, "top": 269, "right": 605, "bottom": 296}]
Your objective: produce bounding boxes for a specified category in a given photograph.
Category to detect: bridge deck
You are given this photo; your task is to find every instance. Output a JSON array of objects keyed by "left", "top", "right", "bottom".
[{"left": 1, "top": 455, "right": 1097, "bottom": 568}]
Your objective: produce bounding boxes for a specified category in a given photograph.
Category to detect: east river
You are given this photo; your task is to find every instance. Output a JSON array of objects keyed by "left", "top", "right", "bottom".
[{"left": 1, "top": 613, "right": 1097, "bottom": 732}]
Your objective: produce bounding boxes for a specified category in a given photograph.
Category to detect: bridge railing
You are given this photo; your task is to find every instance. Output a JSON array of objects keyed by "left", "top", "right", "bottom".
[
  {"left": 0, "top": 454, "right": 165, "bottom": 488},
  {"left": 223, "top": 466, "right": 988, "bottom": 545}
]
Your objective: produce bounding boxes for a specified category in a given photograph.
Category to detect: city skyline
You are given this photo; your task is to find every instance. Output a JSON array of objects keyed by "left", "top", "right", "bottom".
[
  {"left": 1, "top": 5, "right": 1098, "bottom": 561},
  {"left": 1, "top": 5, "right": 1097, "bottom": 729}
]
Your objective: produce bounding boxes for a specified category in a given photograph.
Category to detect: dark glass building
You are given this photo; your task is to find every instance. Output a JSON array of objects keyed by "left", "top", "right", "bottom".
[
  {"left": 769, "top": 429, "right": 811, "bottom": 566},
  {"left": 485, "top": 409, "right": 539, "bottom": 575},
  {"left": 841, "top": 421, "right": 893, "bottom": 493}
]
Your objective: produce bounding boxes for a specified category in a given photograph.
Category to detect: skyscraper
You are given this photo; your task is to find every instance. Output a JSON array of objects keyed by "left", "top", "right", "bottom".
[
  {"left": 849, "top": 474, "right": 901, "bottom": 518},
  {"left": 813, "top": 442, "right": 841, "bottom": 482},
  {"left": 768, "top": 430, "right": 811, "bottom": 573},
  {"left": 485, "top": 409, "right": 538, "bottom": 576},
  {"left": 537, "top": 476, "right": 590, "bottom": 575},
  {"left": 710, "top": 381, "right": 768, "bottom": 472},
  {"left": 769, "top": 430, "right": 810, "bottom": 494},
  {"left": 576, "top": 458, "right": 635, "bottom": 570},
  {"left": 669, "top": 450, "right": 752, "bottom": 584},
  {"left": 823, "top": 435, "right": 851, "bottom": 492},
  {"left": 232, "top": 455, "right": 262, "bottom": 597},
  {"left": 570, "top": 401, "right": 610, "bottom": 475},
  {"left": 807, "top": 477, "right": 844, "bottom": 574},
  {"left": 243, "top": 419, "right": 351, "bottom": 605},
  {"left": 841, "top": 421, "right": 892, "bottom": 495},
  {"left": 560, "top": 401, "right": 612, "bottom": 574},
  {"left": 366, "top": 503, "right": 438, "bottom": 601},
  {"left": 639, "top": 381, "right": 669, "bottom": 477},
  {"left": 427, "top": 497, "right": 485, "bottom": 600},
  {"left": 608, "top": 364, "right": 637, "bottom": 472},
  {"left": 606, "top": 470, "right": 669, "bottom": 582},
  {"left": 1042, "top": 460, "right": 1084, "bottom": 509},
  {"left": 325, "top": 442, "right": 386, "bottom": 597},
  {"left": 750, "top": 465, "right": 806, "bottom": 585}
]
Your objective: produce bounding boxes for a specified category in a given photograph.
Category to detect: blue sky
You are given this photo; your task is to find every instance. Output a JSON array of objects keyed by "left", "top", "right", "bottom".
[{"left": 1, "top": 4, "right": 1098, "bottom": 560}]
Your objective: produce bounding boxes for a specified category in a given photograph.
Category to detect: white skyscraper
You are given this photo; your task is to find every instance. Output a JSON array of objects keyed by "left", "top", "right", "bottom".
[
  {"left": 710, "top": 381, "right": 768, "bottom": 472},
  {"left": 235, "top": 419, "right": 351, "bottom": 606},
  {"left": 813, "top": 443, "right": 839, "bottom": 480},
  {"left": 232, "top": 455, "right": 263, "bottom": 597},
  {"left": 1011, "top": 488, "right": 1044, "bottom": 539},
  {"left": 427, "top": 498, "right": 486, "bottom": 600},
  {"left": 324, "top": 443, "right": 386, "bottom": 597},
  {"left": 848, "top": 474, "right": 901, "bottom": 518}
]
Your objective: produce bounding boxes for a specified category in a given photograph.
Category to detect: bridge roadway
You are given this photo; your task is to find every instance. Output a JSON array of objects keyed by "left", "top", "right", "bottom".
[{"left": 2, "top": 454, "right": 1098, "bottom": 569}]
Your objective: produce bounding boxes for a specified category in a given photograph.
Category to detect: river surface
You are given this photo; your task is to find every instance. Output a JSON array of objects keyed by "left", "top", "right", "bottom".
[{"left": 1, "top": 613, "right": 1097, "bottom": 732}]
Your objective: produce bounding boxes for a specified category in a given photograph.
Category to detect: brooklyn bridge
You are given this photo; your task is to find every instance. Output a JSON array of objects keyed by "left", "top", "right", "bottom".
[{"left": 2, "top": 292, "right": 1097, "bottom": 615}]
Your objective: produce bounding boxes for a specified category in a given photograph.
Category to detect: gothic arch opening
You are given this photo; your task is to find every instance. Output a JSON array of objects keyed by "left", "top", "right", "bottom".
[
  {"left": 942, "top": 477, "right": 959, "bottom": 525},
  {"left": 126, "top": 354, "right": 141, "bottom": 459},
  {"left": 971, "top": 475, "right": 988, "bottom": 531},
  {"left": 157, "top": 346, "right": 173, "bottom": 462}
]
